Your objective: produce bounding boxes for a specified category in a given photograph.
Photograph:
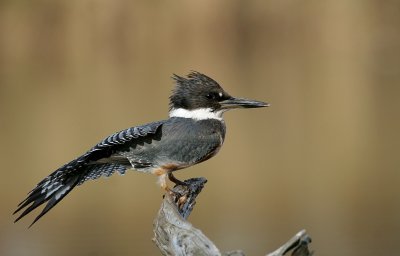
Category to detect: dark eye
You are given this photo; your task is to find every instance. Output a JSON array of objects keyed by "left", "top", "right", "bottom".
[
  {"left": 206, "top": 92, "right": 224, "bottom": 100},
  {"left": 206, "top": 93, "right": 216, "bottom": 100}
]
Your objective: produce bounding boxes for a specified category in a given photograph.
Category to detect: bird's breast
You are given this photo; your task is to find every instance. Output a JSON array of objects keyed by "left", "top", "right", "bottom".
[{"left": 157, "top": 118, "right": 226, "bottom": 165}]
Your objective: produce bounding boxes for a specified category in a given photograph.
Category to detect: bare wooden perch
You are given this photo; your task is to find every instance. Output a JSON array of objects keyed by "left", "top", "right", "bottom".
[{"left": 153, "top": 178, "right": 313, "bottom": 256}]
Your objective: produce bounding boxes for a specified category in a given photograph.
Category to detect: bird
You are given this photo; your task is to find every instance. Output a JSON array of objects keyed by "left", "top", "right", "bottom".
[{"left": 14, "top": 71, "right": 269, "bottom": 226}]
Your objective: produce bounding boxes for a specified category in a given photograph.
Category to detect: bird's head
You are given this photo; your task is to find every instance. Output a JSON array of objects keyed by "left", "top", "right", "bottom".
[{"left": 169, "top": 71, "right": 269, "bottom": 120}]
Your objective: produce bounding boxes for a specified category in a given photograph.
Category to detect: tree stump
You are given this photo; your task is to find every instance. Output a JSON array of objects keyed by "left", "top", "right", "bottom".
[{"left": 153, "top": 178, "right": 313, "bottom": 256}]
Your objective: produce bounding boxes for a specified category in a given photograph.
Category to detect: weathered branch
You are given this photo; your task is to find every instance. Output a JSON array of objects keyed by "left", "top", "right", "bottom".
[
  {"left": 153, "top": 178, "right": 313, "bottom": 256},
  {"left": 266, "top": 230, "right": 313, "bottom": 256}
]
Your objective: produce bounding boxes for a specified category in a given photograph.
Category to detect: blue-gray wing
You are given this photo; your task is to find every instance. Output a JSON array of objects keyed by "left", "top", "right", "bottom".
[
  {"left": 14, "top": 121, "right": 164, "bottom": 226},
  {"left": 77, "top": 120, "right": 164, "bottom": 183}
]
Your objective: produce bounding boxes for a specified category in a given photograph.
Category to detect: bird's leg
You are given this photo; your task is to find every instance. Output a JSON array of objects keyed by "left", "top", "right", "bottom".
[
  {"left": 157, "top": 173, "right": 179, "bottom": 192},
  {"left": 167, "top": 172, "right": 188, "bottom": 186}
]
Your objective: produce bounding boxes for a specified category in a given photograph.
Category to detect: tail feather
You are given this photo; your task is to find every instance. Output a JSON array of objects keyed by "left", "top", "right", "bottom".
[
  {"left": 14, "top": 197, "right": 47, "bottom": 223},
  {"left": 14, "top": 162, "right": 128, "bottom": 226},
  {"left": 14, "top": 165, "right": 82, "bottom": 226},
  {"left": 28, "top": 175, "right": 80, "bottom": 227},
  {"left": 14, "top": 189, "right": 46, "bottom": 214}
]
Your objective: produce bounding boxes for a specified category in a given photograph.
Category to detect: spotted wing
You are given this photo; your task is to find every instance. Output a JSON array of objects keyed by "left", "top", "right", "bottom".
[{"left": 14, "top": 121, "right": 164, "bottom": 226}]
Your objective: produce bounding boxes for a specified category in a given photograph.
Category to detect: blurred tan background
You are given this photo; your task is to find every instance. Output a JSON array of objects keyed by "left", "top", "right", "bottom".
[{"left": 1, "top": 0, "right": 399, "bottom": 255}]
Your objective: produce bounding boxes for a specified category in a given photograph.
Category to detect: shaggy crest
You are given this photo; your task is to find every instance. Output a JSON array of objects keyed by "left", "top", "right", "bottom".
[{"left": 170, "top": 71, "right": 228, "bottom": 110}]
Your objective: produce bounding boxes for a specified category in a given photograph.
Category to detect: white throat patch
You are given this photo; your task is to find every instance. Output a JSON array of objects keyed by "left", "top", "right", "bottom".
[{"left": 169, "top": 108, "right": 224, "bottom": 121}]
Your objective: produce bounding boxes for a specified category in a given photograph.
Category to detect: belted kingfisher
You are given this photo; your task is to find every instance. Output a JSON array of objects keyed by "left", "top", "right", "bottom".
[{"left": 14, "top": 71, "right": 268, "bottom": 226}]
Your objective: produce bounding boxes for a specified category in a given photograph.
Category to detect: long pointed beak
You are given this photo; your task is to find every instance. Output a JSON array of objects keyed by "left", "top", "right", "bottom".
[{"left": 220, "top": 97, "right": 270, "bottom": 109}]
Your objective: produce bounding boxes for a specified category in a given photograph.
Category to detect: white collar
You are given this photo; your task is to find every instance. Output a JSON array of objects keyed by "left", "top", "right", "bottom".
[{"left": 169, "top": 108, "right": 224, "bottom": 121}]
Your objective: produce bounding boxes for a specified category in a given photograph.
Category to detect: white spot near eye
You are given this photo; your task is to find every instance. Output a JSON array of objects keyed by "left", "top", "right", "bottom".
[{"left": 219, "top": 92, "right": 223, "bottom": 97}]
